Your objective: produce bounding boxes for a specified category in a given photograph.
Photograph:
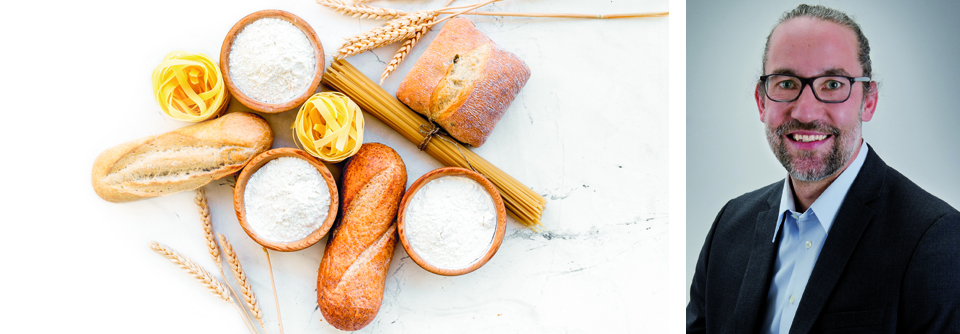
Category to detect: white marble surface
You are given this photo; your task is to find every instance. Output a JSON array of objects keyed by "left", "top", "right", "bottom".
[{"left": 2, "top": 0, "right": 668, "bottom": 332}]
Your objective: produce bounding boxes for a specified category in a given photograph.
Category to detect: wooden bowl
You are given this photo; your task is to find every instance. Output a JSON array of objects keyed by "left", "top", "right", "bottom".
[
  {"left": 234, "top": 148, "right": 338, "bottom": 251},
  {"left": 220, "top": 10, "right": 325, "bottom": 113},
  {"left": 397, "top": 167, "right": 507, "bottom": 276}
]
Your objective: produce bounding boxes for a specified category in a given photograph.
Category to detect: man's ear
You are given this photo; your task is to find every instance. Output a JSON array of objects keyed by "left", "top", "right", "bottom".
[
  {"left": 860, "top": 82, "right": 878, "bottom": 122},
  {"left": 755, "top": 84, "right": 766, "bottom": 122}
]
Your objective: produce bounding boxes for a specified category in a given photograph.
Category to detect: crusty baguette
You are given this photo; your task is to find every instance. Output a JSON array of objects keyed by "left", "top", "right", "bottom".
[
  {"left": 92, "top": 112, "right": 272, "bottom": 202},
  {"left": 396, "top": 17, "right": 530, "bottom": 147},
  {"left": 317, "top": 143, "right": 407, "bottom": 331}
]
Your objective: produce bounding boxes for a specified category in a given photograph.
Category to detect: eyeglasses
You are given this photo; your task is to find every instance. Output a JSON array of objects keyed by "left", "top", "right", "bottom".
[{"left": 760, "top": 74, "right": 871, "bottom": 103}]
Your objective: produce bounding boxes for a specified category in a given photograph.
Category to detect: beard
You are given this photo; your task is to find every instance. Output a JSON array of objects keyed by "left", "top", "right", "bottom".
[{"left": 765, "top": 118, "right": 861, "bottom": 182}]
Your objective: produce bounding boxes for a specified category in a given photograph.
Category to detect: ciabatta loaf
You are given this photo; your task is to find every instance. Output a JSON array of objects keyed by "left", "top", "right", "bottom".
[
  {"left": 317, "top": 143, "right": 406, "bottom": 331},
  {"left": 396, "top": 17, "right": 530, "bottom": 147},
  {"left": 92, "top": 112, "right": 272, "bottom": 202}
]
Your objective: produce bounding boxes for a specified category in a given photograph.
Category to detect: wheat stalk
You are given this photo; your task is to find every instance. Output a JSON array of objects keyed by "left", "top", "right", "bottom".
[
  {"left": 219, "top": 234, "right": 265, "bottom": 330},
  {"left": 328, "top": 0, "right": 665, "bottom": 64},
  {"left": 263, "top": 247, "right": 284, "bottom": 334},
  {"left": 195, "top": 189, "right": 220, "bottom": 267},
  {"left": 443, "top": 10, "right": 670, "bottom": 19},
  {"left": 335, "top": 0, "right": 504, "bottom": 60},
  {"left": 316, "top": 0, "right": 405, "bottom": 20},
  {"left": 380, "top": 19, "right": 433, "bottom": 84},
  {"left": 151, "top": 242, "right": 232, "bottom": 302},
  {"left": 427, "top": 0, "right": 502, "bottom": 26},
  {"left": 336, "top": 10, "right": 439, "bottom": 59},
  {"left": 377, "top": 0, "right": 452, "bottom": 83},
  {"left": 151, "top": 242, "right": 259, "bottom": 334},
  {"left": 195, "top": 189, "right": 263, "bottom": 334}
]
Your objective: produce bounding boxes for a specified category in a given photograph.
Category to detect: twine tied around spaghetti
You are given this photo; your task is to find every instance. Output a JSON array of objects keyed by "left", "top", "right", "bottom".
[{"left": 418, "top": 121, "right": 477, "bottom": 172}]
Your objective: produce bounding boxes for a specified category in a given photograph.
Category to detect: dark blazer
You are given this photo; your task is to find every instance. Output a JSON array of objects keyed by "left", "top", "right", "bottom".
[{"left": 687, "top": 146, "right": 960, "bottom": 334}]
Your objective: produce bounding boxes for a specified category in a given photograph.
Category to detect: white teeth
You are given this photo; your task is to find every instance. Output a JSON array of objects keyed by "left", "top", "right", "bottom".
[{"left": 791, "top": 134, "right": 828, "bottom": 142}]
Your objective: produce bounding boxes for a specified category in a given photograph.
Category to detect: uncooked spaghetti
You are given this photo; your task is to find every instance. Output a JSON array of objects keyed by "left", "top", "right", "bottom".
[{"left": 322, "top": 59, "right": 545, "bottom": 231}]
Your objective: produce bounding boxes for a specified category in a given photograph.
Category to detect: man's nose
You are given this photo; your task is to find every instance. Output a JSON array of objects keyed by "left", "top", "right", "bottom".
[{"left": 790, "top": 85, "right": 826, "bottom": 123}]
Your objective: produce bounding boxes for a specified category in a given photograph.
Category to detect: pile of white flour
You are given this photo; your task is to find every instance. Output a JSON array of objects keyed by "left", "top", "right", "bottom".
[
  {"left": 229, "top": 17, "right": 316, "bottom": 104},
  {"left": 244, "top": 157, "right": 330, "bottom": 243},
  {"left": 404, "top": 176, "right": 497, "bottom": 269}
]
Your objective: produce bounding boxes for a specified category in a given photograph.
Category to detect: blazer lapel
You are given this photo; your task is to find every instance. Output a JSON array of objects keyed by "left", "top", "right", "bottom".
[
  {"left": 728, "top": 188, "right": 783, "bottom": 334},
  {"left": 788, "top": 146, "right": 885, "bottom": 334}
]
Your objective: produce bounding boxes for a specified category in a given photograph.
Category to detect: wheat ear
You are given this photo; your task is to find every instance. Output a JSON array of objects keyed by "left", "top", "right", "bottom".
[
  {"left": 195, "top": 189, "right": 221, "bottom": 267},
  {"left": 151, "top": 242, "right": 259, "bottom": 334},
  {"left": 336, "top": 10, "right": 439, "bottom": 59},
  {"left": 151, "top": 242, "right": 231, "bottom": 302},
  {"left": 195, "top": 189, "right": 262, "bottom": 333},
  {"left": 377, "top": 0, "right": 453, "bottom": 83},
  {"left": 317, "top": 0, "right": 405, "bottom": 20},
  {"left": 442, "top": 11, "right": 670, "bottom": 19},
  {"left": 219, "top": 234, "right": 265, "bottom": 330},
  {"left": 380, "top": 19, "right": 432, "bottom": 84}
]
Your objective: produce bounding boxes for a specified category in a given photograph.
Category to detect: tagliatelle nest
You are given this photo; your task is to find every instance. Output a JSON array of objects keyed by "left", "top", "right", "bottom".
[
  {"left": 293, "top": 92, "right": 365, "bottom": 162},
  {"left": 151, "top": 51, "right": 229, "bottom": 122}
]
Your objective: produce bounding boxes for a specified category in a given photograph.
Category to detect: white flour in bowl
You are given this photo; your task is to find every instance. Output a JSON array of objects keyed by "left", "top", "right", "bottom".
[
  {"left": 404, "top": 175, "right": 497, "bottom": 270},
  {"left": 229, "top": 17, "right": 316, "bottom": 104},
  {"left": 244, "top": 157, "right": 330, "bottom": 243}
]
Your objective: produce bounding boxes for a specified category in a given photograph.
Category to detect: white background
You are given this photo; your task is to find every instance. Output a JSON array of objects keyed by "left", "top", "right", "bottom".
[
  {"left": 687, "top": 0, "right": 960, "bottom": 301},
  {"left": 0, "top": 0, "right": 684, "bottom": 332}
]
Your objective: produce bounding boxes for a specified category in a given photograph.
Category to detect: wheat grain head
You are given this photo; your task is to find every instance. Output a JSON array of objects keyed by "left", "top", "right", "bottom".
[
  {"left": 336, "top": 10, "right": 438, "bottom": 59},
  {"left": 195, "top": 188, "right": 221, "bottom": 267},
  {"left": 317, "top": 0, "right": 405, "bottom": 20},
  {"left": 380, "top": 20, "right": 433, "bottom": 84},
  {"left": 218, "top": 234, "right": 265, "bottom": 329},
  {"left": 150, "top": 241, "right": 232, "bottom": 302}
]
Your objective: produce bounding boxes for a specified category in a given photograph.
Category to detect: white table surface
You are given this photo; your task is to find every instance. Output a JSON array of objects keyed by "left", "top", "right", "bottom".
[{"left": 2, "top": 0, "right": 670, "bottom": 332}]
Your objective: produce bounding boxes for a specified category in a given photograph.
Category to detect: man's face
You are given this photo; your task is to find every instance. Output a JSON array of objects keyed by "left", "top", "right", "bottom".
[{"left": 757, "top": 17, "right": 878, "bottom": 182}]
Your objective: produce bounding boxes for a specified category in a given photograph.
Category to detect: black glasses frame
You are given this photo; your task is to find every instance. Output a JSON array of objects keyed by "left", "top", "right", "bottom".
[{"left": 760, "top": 74, "right": 871, "bottom": 103}]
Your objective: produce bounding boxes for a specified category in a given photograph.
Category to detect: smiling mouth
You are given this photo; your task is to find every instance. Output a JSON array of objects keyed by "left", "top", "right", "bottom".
[{"left": 788, "top": 134, "right": 830, "bottom": 142}]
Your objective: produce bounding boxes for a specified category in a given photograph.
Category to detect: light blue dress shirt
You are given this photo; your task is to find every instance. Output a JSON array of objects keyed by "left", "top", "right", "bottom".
[{"left": 762, "top": 141, "right": 869, "bottom": 334}]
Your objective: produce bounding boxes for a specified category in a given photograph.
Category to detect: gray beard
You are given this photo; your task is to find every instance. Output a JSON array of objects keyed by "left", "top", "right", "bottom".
[{"left": 765, "top": 119, "right": 860, "bottom": 182}]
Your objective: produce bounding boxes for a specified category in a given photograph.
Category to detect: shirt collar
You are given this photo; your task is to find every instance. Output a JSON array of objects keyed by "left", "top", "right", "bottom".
[{"left": 772, "top": 141, "right": 869, "bottom": 242}]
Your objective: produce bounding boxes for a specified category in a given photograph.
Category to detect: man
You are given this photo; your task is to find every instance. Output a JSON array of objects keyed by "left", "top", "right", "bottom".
[{"left": 686, "top": 4, "right": 960, "bottom": 334}]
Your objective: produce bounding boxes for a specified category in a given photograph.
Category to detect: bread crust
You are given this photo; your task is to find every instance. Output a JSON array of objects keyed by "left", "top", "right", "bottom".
[
  {"left": 396, "top": 17, "right": 530, "bottom": 147},
  {"left": 91, "top": 112, "right": 272, "bottom": 202},
  {"left": 317, "top": 143, "right": 407, "bottom": 331}
]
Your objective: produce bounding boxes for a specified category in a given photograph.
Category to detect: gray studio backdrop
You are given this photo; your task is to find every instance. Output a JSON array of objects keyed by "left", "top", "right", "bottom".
[{"left": 686, "top": 0, "right": 960, "bottom": 301}]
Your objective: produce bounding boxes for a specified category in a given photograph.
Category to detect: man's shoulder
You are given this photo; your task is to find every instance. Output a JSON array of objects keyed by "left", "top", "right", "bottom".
[
  {"left": 872, "top": 159, "right": 960, "bottom": 331},
  {"left": 880, "top": 165, "right": 959, "bottom": 218},
  {"left": 710, "top": 180, "right": 783, "bottom": 233},
  {"left": 722, "top": 179, "right": 782, "bottom": 213},
  {"left": 850, "top": 149, "right": 959, "bottom": 247}
]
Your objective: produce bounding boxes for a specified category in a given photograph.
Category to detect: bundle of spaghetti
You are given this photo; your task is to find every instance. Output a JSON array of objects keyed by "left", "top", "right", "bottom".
[
  {"left": 151, "top": 51, "right": 229, "bottom": 122},
  {"left": 322, "top": 59, "right": 545, "bottom": 231}
]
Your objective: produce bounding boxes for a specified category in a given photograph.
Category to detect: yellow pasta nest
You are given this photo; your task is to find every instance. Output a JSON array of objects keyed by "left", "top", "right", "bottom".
[
  {"left": 294, "top": 92, "right": 365, "bottom": 162},
  {"left": 151, "top": 51, "right": 228, "bottom": 122}
]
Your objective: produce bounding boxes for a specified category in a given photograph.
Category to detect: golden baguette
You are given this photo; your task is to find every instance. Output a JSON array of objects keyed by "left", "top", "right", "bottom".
[
  {"left": 317, "top": 143, "right": 406, "bottom": 331},
  {"left": 92, "top": 112, "right": 272, "bottom": 202}
]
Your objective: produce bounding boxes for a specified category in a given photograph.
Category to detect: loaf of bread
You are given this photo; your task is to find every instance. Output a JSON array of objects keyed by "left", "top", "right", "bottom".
[
  {"left": 92, "top": 112, "right": 272, "bottom": 202},
  {"left": 396, "top": 17, "right": 530, "bottom": 147},
  {"left": 317, "top": 143, "right": 406, "bottom": 331}
]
